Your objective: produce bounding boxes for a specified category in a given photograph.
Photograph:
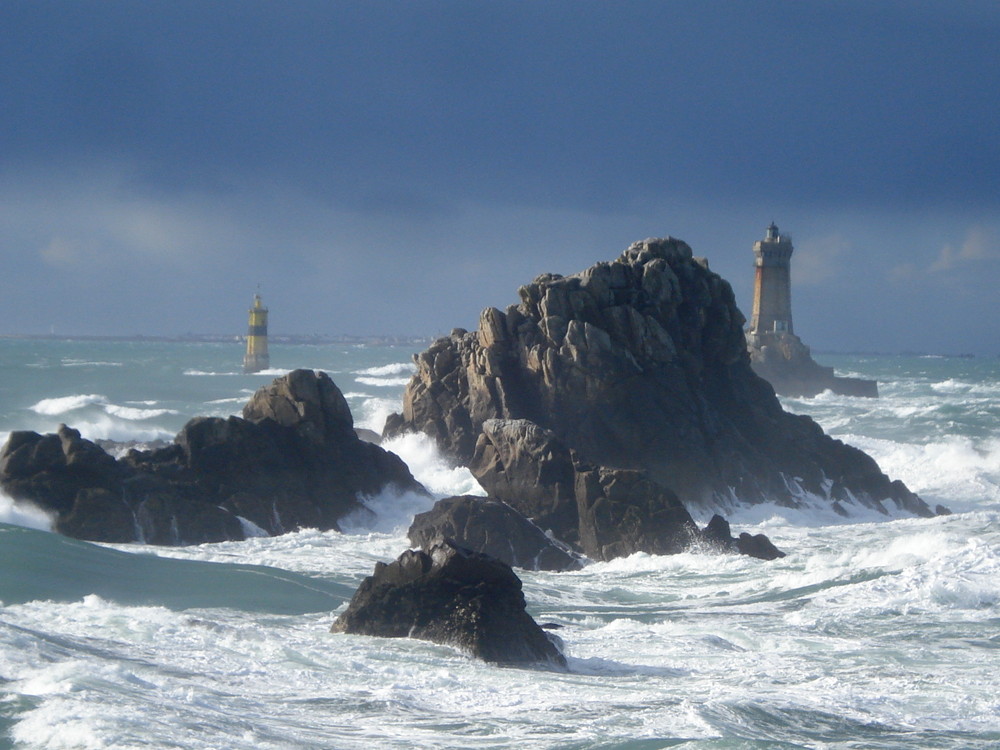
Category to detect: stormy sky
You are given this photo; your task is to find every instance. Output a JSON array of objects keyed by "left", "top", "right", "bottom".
[{"left": 2, "top": 1, "right": 998, "bottom": 354}]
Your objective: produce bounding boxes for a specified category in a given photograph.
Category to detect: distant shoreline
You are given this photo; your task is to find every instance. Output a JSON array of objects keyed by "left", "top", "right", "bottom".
[
  {"left": 0, "top": 334, "right": 986, "bottom": 358},
  {"left": 0, "top": 333, "right": 434, "bottom": 347}
]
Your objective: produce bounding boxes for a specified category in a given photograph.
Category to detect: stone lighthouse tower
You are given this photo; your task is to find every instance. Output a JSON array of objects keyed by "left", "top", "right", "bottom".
[
  {"left": 748, "top": 222, "right": 794, "bottom": 339},
  {"left": 745, "top": 223, "right": 878, "bottom": 398},
  {"left": 243, "top": 292, "right": 270, "bottom": 373}
]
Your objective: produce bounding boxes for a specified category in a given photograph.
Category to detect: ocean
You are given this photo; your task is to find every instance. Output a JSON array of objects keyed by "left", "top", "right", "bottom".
[{"left": 1, "top": 339, "right": 998, "bottom": 749}]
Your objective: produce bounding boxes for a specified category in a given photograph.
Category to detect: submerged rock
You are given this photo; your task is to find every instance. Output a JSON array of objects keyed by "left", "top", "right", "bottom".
[
  {"left": 331, "top": 539, "right": 566, "bottom": 666},
  {"left": 408, "top": 495, "right": 584, "bottom": 571},
  {"left": 386, "top": 236, "right": 934, "bottom": 559},
  {"left": 0, "top": 370, "right": 425, "bottom": 544},
  {"left": 701, "top": 514, "right": 786, "bottom": 561}
]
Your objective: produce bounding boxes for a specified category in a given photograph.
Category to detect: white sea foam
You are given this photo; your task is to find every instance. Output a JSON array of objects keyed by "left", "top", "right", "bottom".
[
  {"left": 104, "top": 404, "right": 179, "bottom": 420},
  {"left": 844, "top": 434, "right": 1000, "bottom": 512},
  {"left": 29, "top": 394, "right": 180, "bottom": 425},
  {"left": 74, "top": 416, "right": 175, "bottom": 444},
  {"left": 341, "top": 487, "right": 437, "bottom": 535},
  {"left": 355, "top": 376, "right": 412, "bottom": 387},
  {"left": 932, "top": 378, "right": 970, "bottom": 393},
  {"left": 0, "top": 493, "right": 54, "bottom": 531},
  {"left": 381, "top": 433, "right": 485, "bottom": 498},
  {"left": 801, "top": 518, "right": 1000, "bottom": 616},
  {"left": 30, "top": 393, "right": 109, "bottom": 415},
  {"left": 60, "top": 359, "right": 122, "bottom": 367},
  {"left": 183, "top": 369, "right": 240, "bottom": 376},
  {"left": 237, "top": 516, "right": 270, "bottom": 538},
  {"left": 352, "top": 396, "right": 398, "bottom": 433},
  {"left": 355, "top": 362, "right": 415, "bottom": 377}
]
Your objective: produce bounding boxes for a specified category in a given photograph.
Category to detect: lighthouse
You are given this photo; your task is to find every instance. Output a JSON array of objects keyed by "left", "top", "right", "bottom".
[
  {"left": 243, "top": 292, "right": 270, "bottom": 373},
  {"left": 748, "top": 222, "right": 794, "bottom": 339},
  {"left": 745, "top": 223, "right": 877, "bottom": 397}
]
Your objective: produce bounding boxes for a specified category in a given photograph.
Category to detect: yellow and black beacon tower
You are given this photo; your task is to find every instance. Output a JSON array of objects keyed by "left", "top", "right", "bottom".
[{"left": 243, "top": 291, "right": 270, "bottom": 373}]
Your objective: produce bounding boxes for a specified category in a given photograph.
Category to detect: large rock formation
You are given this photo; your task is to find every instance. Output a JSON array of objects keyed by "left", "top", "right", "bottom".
[
  {"left": 0, "top": 370, "right": 425, "bottom": 544},
  {"left": 331, "top": 539, "right": 566, "bottom": 666},
  {"left": 408, "top": 494, "right": 585, "bottom": 571},
  {"left": 386, "top": 237, "right": 933, "bottom": 529}
]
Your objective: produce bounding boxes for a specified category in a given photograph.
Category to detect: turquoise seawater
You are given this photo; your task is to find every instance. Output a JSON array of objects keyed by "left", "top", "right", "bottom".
[{"left": 1, "top": 340, "right": 998, "bottom": 749}]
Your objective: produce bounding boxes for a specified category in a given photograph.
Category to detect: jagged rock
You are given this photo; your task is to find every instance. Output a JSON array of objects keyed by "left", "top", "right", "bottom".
[
  {"left": 0, "top": 370, "right": 426, "bottom": 545},
  {"left": 408, "top": 495, "right": 584, "bottom": 571},
  {"left": 575, "top": 464, "right": 697, "bottom": 561},
  {"left": 470, "top": 419, "right": 579, "bottom": 544},
  {"left": 701, "top": 514, "right": 786, "bottom": 561},
  {"left": 470, "top": 418, "right": 781, "bottom": 562},
  {"left": 331, "top": 540, "right": 566, "bottom": 666},
  {"left": 387, "top": 237, "right": 934, "bottom": 524}
]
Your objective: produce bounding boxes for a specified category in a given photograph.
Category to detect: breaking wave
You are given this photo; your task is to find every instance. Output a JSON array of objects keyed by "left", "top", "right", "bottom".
[
  {"left": 30, "top": 394, "right": 178, "bottom": 422},
  {"left": 355, "top": 362, "right": 415, "bottom": 377},
  {"left": 355, "top": 376, "right": 412, "bottom": 387}
]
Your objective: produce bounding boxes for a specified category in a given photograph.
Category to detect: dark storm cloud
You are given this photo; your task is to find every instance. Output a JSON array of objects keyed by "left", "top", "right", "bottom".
[
  {"left": 0, "top": 1, "right": 998, "bottom": 352},
  {"left": 5, "top": 1, "right": 998, "bottom": 209}
]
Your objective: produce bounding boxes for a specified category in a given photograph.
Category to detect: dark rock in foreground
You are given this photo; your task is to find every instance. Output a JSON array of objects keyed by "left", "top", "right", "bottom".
[
  {"left": 408, "top": 495, "right": 584, "bottom": 571},
  {"left": 0, "top": 370, "right": 425, "bottom": 544},
  {"left": 387, "top": 237, "right": 933, "bottom": 533},
  {"left": 331, "top": 540, "right": 566, "bottom": 666}
]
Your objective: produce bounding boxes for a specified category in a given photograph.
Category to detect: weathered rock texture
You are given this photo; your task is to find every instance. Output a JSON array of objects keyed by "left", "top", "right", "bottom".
[
  {"left": 387, "top": 237, "right": 932, "bottom": 524},
  {"left": 0, "top": 370, "right": 424, "bottom": 544},
  {"left": 408, "top": 494, "right": 584, "bottom": 572},
  {"left": 331, "top": 539, "right": 566, "bottom": 666},
  {"left": 470, "top": 419, "right": 704, "bottom": 562}
]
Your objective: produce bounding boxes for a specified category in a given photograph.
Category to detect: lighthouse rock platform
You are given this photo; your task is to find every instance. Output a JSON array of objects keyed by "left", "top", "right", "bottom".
[{"left": 748, "top": 330, "right": 879, "bottom": 398}]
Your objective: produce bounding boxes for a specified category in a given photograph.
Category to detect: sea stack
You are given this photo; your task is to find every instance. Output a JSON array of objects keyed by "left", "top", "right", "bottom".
[
  {"left": 386, "top": 236, "right": 933, "bottom": 527},
  {"left": 243, "top": 291, "right": 270, "bottom": 374},
  {"left": 745, "top": 223, "right": 878, "bottom": 398}
]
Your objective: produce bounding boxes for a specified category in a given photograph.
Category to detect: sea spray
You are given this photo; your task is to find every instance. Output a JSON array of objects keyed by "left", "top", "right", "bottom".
[
  {"left": 381, "top": 432, "right": 485, "bottom": 499},
  {"left": 0, "top": 493, "right": 53, "bottom": 532}
]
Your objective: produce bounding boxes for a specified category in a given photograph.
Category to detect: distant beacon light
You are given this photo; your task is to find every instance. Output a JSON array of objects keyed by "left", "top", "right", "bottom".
[{"left": 243, "top": 292, "right": 270, "bottom": 373}]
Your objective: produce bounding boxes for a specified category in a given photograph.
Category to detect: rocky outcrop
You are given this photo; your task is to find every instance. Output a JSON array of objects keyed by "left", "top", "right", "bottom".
[
  {"left": 387, "top": 237, "right": 933, "bottom": 526},
  {"left": 331, "top": 540, "right": 566, "bottom": 666},
  {"left": 748, "top": 331, "right": 878, "bottom": 398},
  {"left": 0, "top": 370, "right": 425, "bottom": 544},
  {"left": 701, "top": 514, "right": 786, "bottom": 561},
  {"left": 408, "top": 495, "right": 584, "bottom": 571},
  {"left": 469, "top": 418, "right": 779, "bottom": 562}
]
